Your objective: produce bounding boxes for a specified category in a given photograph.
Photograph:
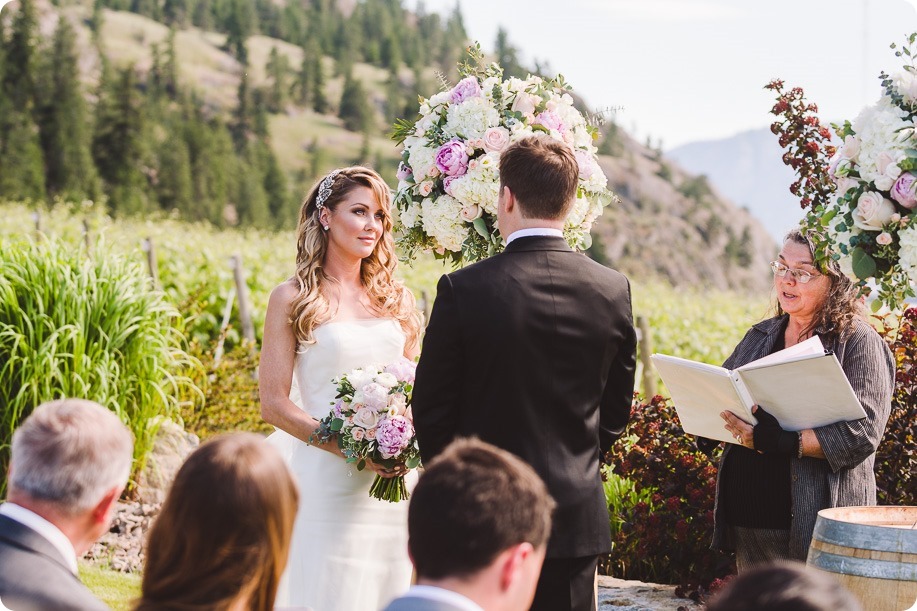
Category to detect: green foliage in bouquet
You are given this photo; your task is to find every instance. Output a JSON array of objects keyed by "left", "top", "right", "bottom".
[
  {"left": 769, "top": 36, "right": 917, "bottom": 312},
  {"left": 875, "top": 308, "right": 917, "bottom": 506},
  {"left": 603, "top": 396, "right": 732, "bottom": 593},
  {"left": 0, "top": 238, "right": 202, "bottom": 494}
]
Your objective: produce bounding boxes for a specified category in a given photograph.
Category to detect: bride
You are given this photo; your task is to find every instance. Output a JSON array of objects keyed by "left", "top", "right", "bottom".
[{"left": 259, "top": 166, "right": 422, "bottom": 610}]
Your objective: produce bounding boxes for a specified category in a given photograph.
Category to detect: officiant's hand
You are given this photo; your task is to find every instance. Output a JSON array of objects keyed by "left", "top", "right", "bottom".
[
  {"left": 721, "top": 408, "right": 756, "bottom": 449},
  {"left": 750, "top": 405, "right": 800, "bottom": 455}
]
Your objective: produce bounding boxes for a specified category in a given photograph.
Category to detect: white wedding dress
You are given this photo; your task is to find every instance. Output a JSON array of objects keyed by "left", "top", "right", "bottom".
[{"left": 268, "top": 319, "right": 417, "bottom": 611}]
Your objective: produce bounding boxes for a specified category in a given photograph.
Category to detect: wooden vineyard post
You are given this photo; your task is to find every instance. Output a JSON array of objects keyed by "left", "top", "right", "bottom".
[
  {"left": 82, "top": 219, "right": 92, "bottom": 254},
  {"left": 231, "top": 254, "right": 256, "bottom": 346},
  {"left": 212, "top": 287, "right": 237, "bottom": 369},
  {"left": 31, "top": 211, "right": 43, "bottom": 238},
  {"left": 637, "top": 316, "right": 656, "bottom": 399},
  {"left": 141, "top": 237, "right": 160, "bottom": 290}
]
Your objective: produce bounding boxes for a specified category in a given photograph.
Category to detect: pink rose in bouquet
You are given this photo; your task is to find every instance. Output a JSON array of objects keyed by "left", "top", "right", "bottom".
[
  {"left": 312, "top": 359, "right": 421, "bottom": 502},
  {"left": 533, "top": 110, "right": 566, "bottom": 134}
]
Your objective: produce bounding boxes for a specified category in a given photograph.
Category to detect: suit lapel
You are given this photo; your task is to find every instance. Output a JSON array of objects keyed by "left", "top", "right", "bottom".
[{"left": 0, "top": 513, "right": 77, "bottom": 576}]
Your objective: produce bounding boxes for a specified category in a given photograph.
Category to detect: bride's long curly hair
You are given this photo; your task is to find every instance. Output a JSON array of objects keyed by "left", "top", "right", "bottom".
[{"left": 290, "top": 166, "right": 422, "bottom": 348}]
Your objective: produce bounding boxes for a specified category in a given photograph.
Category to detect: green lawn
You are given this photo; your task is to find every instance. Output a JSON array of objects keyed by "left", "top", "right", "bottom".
[{"left": 80, "top": 563, "right": 141, "bottom": 611}]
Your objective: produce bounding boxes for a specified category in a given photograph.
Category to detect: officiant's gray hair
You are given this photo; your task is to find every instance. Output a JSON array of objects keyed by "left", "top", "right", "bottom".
[
  {"left": 778, "top": 229, "right": 864, "bottom": 341},
  {"left": 9, "top": 399, "right": 133, "bottom": 514}
]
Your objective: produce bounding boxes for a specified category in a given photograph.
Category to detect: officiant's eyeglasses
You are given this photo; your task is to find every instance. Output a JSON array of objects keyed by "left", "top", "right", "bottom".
[{"left": 770, "top": 261, "right": 820, "bottom": 284}]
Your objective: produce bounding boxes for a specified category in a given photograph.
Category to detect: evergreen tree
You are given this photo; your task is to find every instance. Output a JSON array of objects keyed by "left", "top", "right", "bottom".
[
  {"left": 131, "top": 0, "right": 161, "bottom": 21},
  {"left": 38, "top": 18, "right": 99, "bottom": 201},
  {"left": 224, "top": 0, "right": 256, "bottom": 63},
  {"left": 0, "top": 112, "right": 46, "bottom": 201},
  {"left": 258, "top": 141, "right": 289, "bottom": 227},
  {"left": 93, "top": 66, "right": 148, "bottom": 214},
  {"left": 89, "top": 0, "right": 106, "bottom": 37},
  {"left": 231, "top": 70, "right": 253, "bottom": 146},
  {"left": 293, "top": 44, "right": 313, "bottom": 106},
  {"left": 235, "top": 144, "right": 270, "bottom": 226},
  {"left": 163, "top": 0, "right": 194, "bottom": 27},
  {"left": 312, "top": 55, "right": 328, "bottom": 114},
  {"left": 338, "top": 71, "right": 372, "bottom": 133},
  {"left": 156, "top": 133, "right": 193, "bottom": 212},
  {"left": 265, "top": 46, "right": 290, "bottom": 112},
  {"left": 495, "top": 28, "right": 526, "bottom": 78},
  {"left": 4, "top": 0, "right": 40, "bottom": 110}
]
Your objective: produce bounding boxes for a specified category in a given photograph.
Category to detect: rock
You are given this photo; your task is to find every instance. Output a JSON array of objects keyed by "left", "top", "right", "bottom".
[
  {"left": 136, "top": 419, "right": 199, "bottom": 504},
  {"left": 598, "top": 575, "right": 701, "bottom": 610},
  {"left": 83, "top": 501, "right": 159, "bottom": 573}
]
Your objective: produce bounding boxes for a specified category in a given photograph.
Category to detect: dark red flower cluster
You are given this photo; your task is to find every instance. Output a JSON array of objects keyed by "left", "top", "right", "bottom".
[
  {"left": 764, "top": 79, "right": 837, "bottom": 210},
  {"left": 875, "top": 308, "right": 917, "bottom": 506},
  {"left": 602, "top": 395, "right": 733, "bottom": 595}
]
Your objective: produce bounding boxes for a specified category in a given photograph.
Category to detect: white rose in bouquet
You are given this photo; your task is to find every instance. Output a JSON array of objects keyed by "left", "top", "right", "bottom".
[{"left": 853, "top": 191, "right": 897, "bottom": 231}]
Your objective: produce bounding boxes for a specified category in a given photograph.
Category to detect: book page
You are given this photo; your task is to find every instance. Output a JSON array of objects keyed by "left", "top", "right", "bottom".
[
  {"left": 651, "top": 354, "right": 755, "bottom": 445},
  {"left": 739, "top": 335, "right": 825, "bottom": 370},
  {"left": 737, "top": 354, "right": 866, "bottom": 431}
]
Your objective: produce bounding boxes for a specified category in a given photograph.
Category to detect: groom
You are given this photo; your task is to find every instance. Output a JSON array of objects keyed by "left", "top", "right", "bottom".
[{"left": 413, "top": 136, "right": 637, "bottom": 611}]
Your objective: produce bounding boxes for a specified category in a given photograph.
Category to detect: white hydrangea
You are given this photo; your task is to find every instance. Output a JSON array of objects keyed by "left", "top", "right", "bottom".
[
  {"left": 444, "top": 97, "right": 500, "bottom": 140},
  {"left": 408, "top": 141, "right": 438, "bottom": 180},
  {"left": 826, "top": 215, "right": 863, "bottom": 278},
  {"left": 565, "top": 195, "right": 590, "bottom": 228},
  {"left": 853, "top": 99, "right": 911, "bottom": 189},
  {"left": 897, "top": 223, "right": 917, "bottom": 283},
  {"left": 448, "top": 153, "right": 501, "bottom": 215},
  {"left": 399, "top": 202, "right": 422, "bottom": 229},
  {"left": 421, "top": 195, "right": 467, "bottom": 252}
]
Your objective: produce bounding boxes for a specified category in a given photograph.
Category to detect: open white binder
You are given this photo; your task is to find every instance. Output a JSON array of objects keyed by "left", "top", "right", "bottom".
[{"left": 650, "top": 336, "right": 867, "bottom": 445}]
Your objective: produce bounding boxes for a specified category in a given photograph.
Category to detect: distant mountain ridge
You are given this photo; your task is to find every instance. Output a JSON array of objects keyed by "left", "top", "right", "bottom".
[{"left": 666, "top": 127, "right": 807, "bottom": 242}]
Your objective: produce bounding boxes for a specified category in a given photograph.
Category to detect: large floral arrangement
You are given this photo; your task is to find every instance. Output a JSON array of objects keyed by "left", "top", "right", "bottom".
[
  {"left": 774, "top": 35, "right": 917, "bottom": 311},
  {"left": 392, "top": 46, "right": 615, "bottom": 264},
  {"left": 312, "top": 358, "right": 420, "bottom": 502}
]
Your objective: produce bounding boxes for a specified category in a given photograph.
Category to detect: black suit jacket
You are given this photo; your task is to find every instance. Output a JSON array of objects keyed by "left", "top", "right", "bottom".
[
  {"left": 413, "top": 235, "right": 637, "bottom": 558},
  {"left": 0, "top": 513, "right": 109, "bottom": 611}
]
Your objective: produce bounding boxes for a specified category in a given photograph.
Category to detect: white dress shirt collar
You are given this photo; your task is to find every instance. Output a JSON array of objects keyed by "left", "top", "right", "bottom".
[
  {"left": 0, "top": 502, "right": 79, "bottom": 574},
  {"left": 505, "top": 227, "right": 564, "bottom": 245},
  {"left": 402, "top": 585, "right": 484, "bottom": 611}
]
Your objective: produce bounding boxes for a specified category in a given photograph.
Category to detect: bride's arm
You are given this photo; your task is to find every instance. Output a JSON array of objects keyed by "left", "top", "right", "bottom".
[{"left": 260, "top": 282, "right": 342, "bottom": 457}]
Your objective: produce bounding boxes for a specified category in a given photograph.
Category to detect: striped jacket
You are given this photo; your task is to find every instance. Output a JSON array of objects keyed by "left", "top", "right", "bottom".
[{"left": 711, "top": 314, "right": 895, "bottom": 560}]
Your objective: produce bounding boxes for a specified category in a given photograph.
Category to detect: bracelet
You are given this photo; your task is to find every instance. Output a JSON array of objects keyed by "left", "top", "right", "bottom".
[{"left": 796, "top": 431, "right": 804, "bottom": 459}]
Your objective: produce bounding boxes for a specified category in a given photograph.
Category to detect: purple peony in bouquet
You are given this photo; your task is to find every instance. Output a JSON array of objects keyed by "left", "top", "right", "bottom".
[{"left": 312, "top": 357, "right": 421, "bottom": 502}]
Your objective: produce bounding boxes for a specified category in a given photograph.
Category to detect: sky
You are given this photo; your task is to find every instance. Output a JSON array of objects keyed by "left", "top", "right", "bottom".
[{"left": 413, "top": 0, "right": 917, "bottom": 149}]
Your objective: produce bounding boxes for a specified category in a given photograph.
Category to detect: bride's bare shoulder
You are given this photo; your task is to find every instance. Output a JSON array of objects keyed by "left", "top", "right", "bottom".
[{"left": 269, "top": 278, "right": 301, "bottom": 307}]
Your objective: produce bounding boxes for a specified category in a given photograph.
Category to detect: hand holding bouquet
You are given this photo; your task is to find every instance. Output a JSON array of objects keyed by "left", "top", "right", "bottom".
[{"left": 312, "top": 357, "right": 421, "bottom": 502}]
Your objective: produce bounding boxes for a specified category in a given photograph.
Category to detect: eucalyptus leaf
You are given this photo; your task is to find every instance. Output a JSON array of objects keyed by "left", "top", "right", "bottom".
[
  {"left": 472, "top": 217, "right": 489, "bottom": 239},
  {"left": 851, "top": 247, "right": 877, "bottom": 280},
  {"left": 330, "top": 418, "right": 344, "bottom": 432}
]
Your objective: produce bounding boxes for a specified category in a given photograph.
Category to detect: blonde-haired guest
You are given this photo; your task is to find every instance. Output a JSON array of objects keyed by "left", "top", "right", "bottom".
[
  {"left": 135, "top": 433, "right": 298, "bottom": 611},
  {"left": 260, "top": 167, "right": 423, "bottom": 610},
  {"left": 0, "top": 399, "right": 133, "bottom": 611}
]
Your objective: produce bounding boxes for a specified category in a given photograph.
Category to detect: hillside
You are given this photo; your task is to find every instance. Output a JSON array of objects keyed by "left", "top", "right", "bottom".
[
  {"left": 666, "top": 127, "right": 806, "bottom": 242},
  {"left": 4, "top": 0, "right": 775, "bottom": 292}
]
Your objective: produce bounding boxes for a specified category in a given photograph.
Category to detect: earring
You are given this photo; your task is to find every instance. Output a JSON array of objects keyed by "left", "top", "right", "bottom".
[{"left": 322, "top": 225, "right": 329, "bottom": 231}]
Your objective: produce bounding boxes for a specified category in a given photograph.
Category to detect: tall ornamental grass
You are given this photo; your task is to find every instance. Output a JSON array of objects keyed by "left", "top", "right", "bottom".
[{"left": 0, "top": 238, "right": 202, "bottom": 494}]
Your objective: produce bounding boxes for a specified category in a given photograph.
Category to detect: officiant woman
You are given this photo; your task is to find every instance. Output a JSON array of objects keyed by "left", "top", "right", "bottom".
[{"left": 701, "top": 229, "right": 894, "bottom": 572}]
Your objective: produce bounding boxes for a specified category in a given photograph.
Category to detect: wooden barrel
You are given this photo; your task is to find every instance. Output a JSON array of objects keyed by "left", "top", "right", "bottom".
[{"left": 807, "top": 506, "right": 917, "bottom": 611}]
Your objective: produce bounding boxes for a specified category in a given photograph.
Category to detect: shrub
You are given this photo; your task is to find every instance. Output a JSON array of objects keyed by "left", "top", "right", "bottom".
[
  {"left": 0, "top": 238, "right": 201, "bottom": 494},
  {"left": 876, "top": 307, "right": 917, "bottom": 506},
  {"left": 603, "top": 395, "right": 732, "bottom": 590}
]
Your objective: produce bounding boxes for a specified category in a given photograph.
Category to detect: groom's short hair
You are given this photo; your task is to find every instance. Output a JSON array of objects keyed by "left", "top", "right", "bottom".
[
  {"left": 499, "top": 136, "right": 578, "bottom": 220},
  {"left": 408, "top": 438, "right": 555, "bottom": 579}
]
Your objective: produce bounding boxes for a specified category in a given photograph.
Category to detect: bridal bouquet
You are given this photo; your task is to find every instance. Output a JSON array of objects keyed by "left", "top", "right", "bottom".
[
  {"left": 392, "top": 45, "right": 615, "bottom": 264},
  {"left": 312, "top": 357, "right": 420, "bottom": 502},
  {"left": 789, "top": 35, "right": 917, "bottom": 311}
]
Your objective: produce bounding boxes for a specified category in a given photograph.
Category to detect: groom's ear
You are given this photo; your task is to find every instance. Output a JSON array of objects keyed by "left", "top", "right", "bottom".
[{"left": 501, "top": 186, "right": 516, "bottom": 214}]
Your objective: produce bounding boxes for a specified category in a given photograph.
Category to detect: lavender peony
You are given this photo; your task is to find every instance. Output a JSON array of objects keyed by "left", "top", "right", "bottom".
[
  {"left": 891, "top": 172, "right": 917, "bottom": 209},
  {"left": 435, "top": 139, "right": 469, "bottom": 177},
  {"left": 376, "top": 416, "right": 414, "bottom": 458},
  {"left": 451, "top": 76, "right": 483, "bottom": 104}
]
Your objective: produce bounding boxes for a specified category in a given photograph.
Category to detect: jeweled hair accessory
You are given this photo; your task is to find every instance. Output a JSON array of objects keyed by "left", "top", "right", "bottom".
[{"left": 315, "top": 170, "right": 342, "bottom": 211}]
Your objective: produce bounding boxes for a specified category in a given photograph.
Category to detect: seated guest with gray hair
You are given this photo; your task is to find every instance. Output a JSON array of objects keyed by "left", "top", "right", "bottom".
[
  {"left": 383, "top": 438, "right": 556, "bottom": 611},
  {"left": 0, "top": 399, "right": 134, "bottom": 611}
]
